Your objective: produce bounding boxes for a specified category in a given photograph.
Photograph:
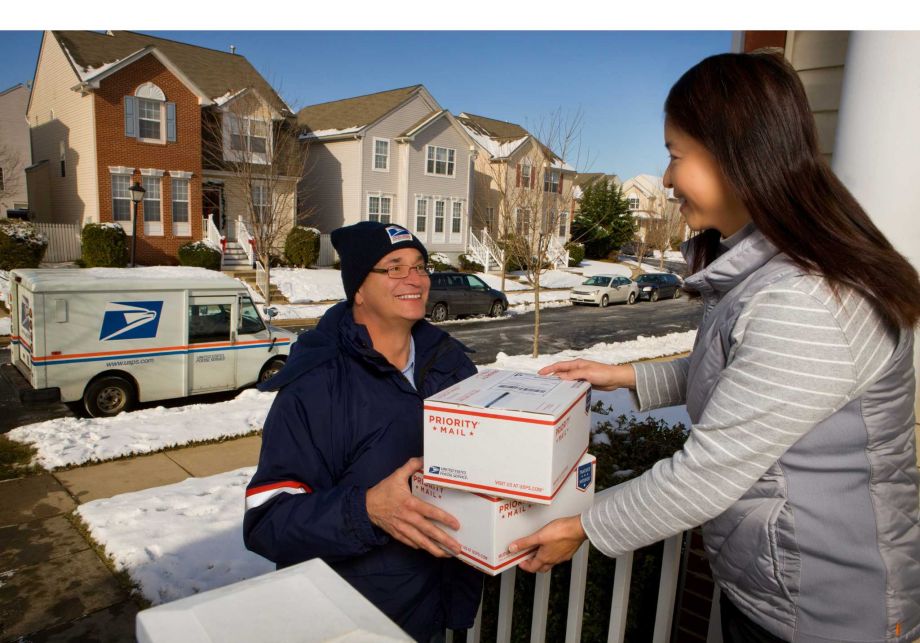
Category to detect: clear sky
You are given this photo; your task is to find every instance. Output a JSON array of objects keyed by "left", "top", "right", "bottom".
[{"left": 0, "top": 30, "right": 732, "bottom": 180}]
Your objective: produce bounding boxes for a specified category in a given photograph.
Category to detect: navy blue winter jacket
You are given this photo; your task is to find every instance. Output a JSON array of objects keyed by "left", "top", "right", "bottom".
[{"left": 243, "top": 302, "right": 483, "bottom": 642}]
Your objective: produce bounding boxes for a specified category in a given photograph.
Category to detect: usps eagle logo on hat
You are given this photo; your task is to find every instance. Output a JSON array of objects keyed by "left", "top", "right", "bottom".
[{"left": 386, "top": 225, "right": 413, "bottom": 244}]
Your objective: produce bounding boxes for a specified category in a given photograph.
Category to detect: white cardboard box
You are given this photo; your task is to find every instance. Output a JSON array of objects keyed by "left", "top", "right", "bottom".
[
  {"left": 413, "top": 453, "right": 596, "bottom": 576},
  {"left": 423, "top": 369, "right": 591, "bottom": 503},
  {"left": 136, "top": 558, "right": 411, "bottom": 642}
]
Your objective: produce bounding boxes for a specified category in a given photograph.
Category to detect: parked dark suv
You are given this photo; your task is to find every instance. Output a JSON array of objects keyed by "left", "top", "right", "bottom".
[
  {"left": 635, "top": 273, "right": 683, "bottom": 302},
  {"left": 427, "top": 272, "right": 509, "bottom": 322}
]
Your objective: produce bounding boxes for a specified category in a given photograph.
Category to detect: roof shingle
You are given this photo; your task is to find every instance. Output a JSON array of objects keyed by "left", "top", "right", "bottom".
[{"left": 296, "top": 85, "right": 422, "bottom": 135}]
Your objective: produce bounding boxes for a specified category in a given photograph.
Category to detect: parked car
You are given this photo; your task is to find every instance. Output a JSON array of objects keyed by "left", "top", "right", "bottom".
[
  {"left": 635, "top": 273, "right": 683, "bottom": 302},
  {"left": 570, "top": 275, "right": 638, "bottom": 307},
  {"left": 427, "top": 272, "right": 508, "bottom": 322}
]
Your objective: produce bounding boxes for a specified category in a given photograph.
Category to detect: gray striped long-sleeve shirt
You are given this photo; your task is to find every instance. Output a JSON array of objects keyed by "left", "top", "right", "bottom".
[{"left": 581, "top": 274, "right": 897, "bottom": 557}]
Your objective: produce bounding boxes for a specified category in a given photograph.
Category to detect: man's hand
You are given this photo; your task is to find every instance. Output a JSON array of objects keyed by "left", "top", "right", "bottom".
[
  {"left": 538, "top": 359, "right": 635, "bottom": 391},
  {"left": 508, "top": 515, "right": 587, "bottom": 574},
  {"left": 366, "top": 457, "right": 462, "bottom": 558}
]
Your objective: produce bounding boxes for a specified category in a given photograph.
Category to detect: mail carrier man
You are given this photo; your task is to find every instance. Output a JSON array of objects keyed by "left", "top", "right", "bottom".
[{"left": 243, "top": 222, "right": 482, "bottom": 642}]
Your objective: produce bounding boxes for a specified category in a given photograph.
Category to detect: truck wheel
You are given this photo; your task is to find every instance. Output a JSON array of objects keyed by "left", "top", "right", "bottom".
[
  {"left": 84, "top": 376, "right": 136, "bottom": 417},
  {"left": 259, "top": 357, "right": 286, "bottom": 383}
]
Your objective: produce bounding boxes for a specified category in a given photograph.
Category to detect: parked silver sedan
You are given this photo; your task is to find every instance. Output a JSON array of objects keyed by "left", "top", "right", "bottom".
[{"left": 570, "top": 274, "right": 638, "bottom": 307}]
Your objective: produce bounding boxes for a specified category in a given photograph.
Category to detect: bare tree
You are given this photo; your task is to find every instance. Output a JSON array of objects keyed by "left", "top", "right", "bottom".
[
  {"left": 473, "top": 109, "right": 583, "bottom": 357},
  {"left": 0, "top": 143, "right": 25, "bottom": 207},
  {"left": 644, "top": 177, "right": 684, "bottom": 270},
  {"left": 202, "top": 89, "right": 310, "bottom": 301}
]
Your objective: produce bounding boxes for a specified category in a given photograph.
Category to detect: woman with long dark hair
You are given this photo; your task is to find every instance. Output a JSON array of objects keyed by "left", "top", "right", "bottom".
[{"left": 509, "top": 52, "right": 920, "bottom": 643}]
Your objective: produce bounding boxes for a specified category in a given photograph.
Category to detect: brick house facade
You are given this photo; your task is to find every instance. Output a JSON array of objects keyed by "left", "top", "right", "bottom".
[{"left": 27, "top": 31, "right": 293, "bottom": 266}]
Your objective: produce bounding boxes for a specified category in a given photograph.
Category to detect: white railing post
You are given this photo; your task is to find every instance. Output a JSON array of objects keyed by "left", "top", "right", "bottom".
[
  {"left": 564, "top": 541, "right": 590, "bottom": 643},
  {"left": 607, "top": 551, "right": 635, "bottom": 643},
  {"left": 497, "top": 568, "right": 517, "bottom": 643},
  {"left": 530, "top": 571, "right": 552, "bottom": 642},
  {"left": 652, "top": 534, "right": 683, "bottom": 643},
  {"left": 207, "top": 215, "right": 225, "bottom": 270}
]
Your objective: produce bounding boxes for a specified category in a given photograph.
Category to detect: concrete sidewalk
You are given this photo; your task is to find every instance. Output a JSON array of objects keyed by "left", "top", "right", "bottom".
[{"left": 0, "top": 435, "right": 261, "bottom": 642}]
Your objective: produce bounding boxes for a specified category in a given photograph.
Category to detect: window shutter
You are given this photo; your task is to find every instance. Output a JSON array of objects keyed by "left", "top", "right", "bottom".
[
  {"left": 516, "top": 164, "right": 521, "bottom": 188},
  {"left": 124, "top": 96, "right": 136, "bottom": 138},
  {"left": 530, "top": 168, "right": 536, "bottom": 189},
  {"left": 166, "top": 102, "right": 176, "bottom": 142},
  {"left": 558, "top": 172, "right": 563, "bottom": 194}
]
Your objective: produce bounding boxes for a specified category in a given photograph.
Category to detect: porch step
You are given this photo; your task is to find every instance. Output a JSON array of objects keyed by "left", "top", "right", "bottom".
[{"left": 222, "top": 270, "right": 290, "bottom": 305}]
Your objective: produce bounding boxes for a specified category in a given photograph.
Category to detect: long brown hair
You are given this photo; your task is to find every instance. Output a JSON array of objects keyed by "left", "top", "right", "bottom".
[{"left": 666, "top": 52, "right": 920, "bottom": 328}]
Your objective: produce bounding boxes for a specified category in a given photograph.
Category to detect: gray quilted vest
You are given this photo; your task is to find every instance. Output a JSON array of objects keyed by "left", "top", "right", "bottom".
[{"left": 683, "top": 226, "right": 920, "bottom": 643}]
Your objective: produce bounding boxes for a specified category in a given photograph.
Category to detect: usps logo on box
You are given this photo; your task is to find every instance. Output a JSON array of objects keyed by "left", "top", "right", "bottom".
[{"left": 577, "top": 461, "right": 593, "bottom": 491}]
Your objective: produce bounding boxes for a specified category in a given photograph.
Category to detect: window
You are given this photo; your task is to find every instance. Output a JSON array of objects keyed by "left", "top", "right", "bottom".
[
  {"left": 485, "top": 207, "right": 494, "bottom": 232},
  {"left": 252, "top": 181, "right": 270, "bottom": 222},
  {"left": 558, "top": 211, "right": 568, "bottom": 237},
  {"left": 415, "top": 199, "right": 427, "bottom": 233},
  {"left": 0, "top": 168, "right": 4, "bottom": 191},
  {"left": 142, "top": 176, "right": 161, "bottom": 223},
  {"left": 111, "top": 175, "right": 131, "bottom": 222},
  {"left": 231, "top": 117, "right": 269, "bottom": 154},
  {"left": 426, "top": 145, "right": 455, "bottom": 176},
  {"left": 451, "top": 201, "right": 462, "bottom": 234},
  {"left": 172, "top": 178, "right": 190, "bottom": 235},
  {"left": 59, "top": 141, "right": 65, "bottom": 177},
  {"left": 239, "top": 297, "right": 265, "bottom": 335},
  {"left": 368, "top": 195, "right": 392, "bottom": 223},
  {"left": 188, "top": 303, "right": 231, "bottom": 344},
  {"left": 628, "top": 195, "right": 640, "bottom": 210},
  {"left": 373, "top": 138, "right": 390, "bottom": 171},
  {"left": 434, "top": 200, "right": 445, "bottom": 233},
  {"left": 520, "top": 164, "right": 532, "bottom": 189},
  {"left": 138, "top": 98, "right": 161, "bottom": 139},
  {"left": 516, "top": 208, "right": 531, "bottom": 235},
  {"left": 544, "top": 170, "right": 560, "bottom": 193},
  {"left": 124, "top": 84, "right": 175, "bottom": 143}
]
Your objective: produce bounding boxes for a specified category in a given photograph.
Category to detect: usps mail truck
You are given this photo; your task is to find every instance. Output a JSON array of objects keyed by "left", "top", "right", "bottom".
[{"left": 8, "top": 268, "right": 295, "bottom": 417}]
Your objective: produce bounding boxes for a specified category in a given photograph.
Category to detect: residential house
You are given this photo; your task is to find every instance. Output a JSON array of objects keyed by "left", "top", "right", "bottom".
[
  {"left": 620, "top": 173, "right": 687, "bottom": 244},
  {"left": 572, "top": 172, "right": 619, "bottom": 209},
  {"left": 0, "top": 83, "right": 31, "bottom": 215},
  {"left": 297, "top": 85, "right": 478, "bottom": 263},
  {"left": 26, "top": 30, "right": 298, "bottom": 265},
  {"left": 457, "top": 112, "right": 576, "bottom": 268}
]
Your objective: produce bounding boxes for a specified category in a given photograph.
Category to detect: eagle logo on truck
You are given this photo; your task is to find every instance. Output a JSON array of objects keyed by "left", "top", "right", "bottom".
[{"left": 99, "top": 302, "right": 164, "bottom": 341}]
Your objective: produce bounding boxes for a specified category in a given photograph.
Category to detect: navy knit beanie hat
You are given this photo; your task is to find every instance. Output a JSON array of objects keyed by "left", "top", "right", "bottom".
[{"left": 331, "top": 221, "right": 429, "bottom": 303}]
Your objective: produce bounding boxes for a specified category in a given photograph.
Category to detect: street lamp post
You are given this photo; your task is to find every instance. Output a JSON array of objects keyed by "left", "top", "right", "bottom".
[{"left": 128, "top": 181, "right": 145, "bottom": 267}]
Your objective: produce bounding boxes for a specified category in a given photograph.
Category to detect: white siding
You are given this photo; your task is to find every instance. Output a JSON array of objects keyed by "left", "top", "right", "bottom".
[
  {"left": 27, "top": 32, "right": 99, "bottom": 224},
  {"left": 300, "top": 138, "right": 362, "bottom": 231},
  {"left": 407, "top": 116, "right": 472, "bottom": 252}
]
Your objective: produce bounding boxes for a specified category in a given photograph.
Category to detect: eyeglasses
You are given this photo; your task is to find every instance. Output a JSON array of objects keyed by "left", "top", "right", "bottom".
[{"left": 368, "top": 263, "right": 431, "bottom": 279}]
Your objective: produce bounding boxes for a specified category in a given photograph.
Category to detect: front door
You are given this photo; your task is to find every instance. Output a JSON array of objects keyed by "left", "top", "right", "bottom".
[
  {"left": 187, "top": 295, "right": 237, "bottom": 393},
  {"left": 202, "top": 185, "right": 226, "bottom": 239}
]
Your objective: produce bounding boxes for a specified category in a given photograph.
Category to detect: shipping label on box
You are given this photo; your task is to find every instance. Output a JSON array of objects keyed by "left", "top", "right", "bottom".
[
  {"left": 423, "top": 369, "right": 591, "bottom": 504},
  {"left": 413, "top": 453, "right": 596, "bottom": 576}
]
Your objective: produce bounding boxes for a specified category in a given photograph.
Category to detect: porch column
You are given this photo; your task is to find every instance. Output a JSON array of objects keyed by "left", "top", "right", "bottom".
[{"left": 831, "top": 31, "right": 920, "bottom": 443}]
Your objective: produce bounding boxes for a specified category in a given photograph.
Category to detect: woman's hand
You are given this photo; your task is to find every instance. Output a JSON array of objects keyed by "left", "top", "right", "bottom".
[
  {"left": 538, "top": 359, "right": 635, "bottom": 391},
  {"left": 508, "top": 515, "right": 587, "bottom": 574}
]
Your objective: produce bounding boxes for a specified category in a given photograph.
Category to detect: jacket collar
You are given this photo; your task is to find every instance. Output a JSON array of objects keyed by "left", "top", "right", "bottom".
[{"left": 682, "top": 223, "right": 779, "bottom": 297}]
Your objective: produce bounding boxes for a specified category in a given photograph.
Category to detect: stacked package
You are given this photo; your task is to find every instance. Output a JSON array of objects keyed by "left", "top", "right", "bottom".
[{"left": 415, "top": 369, "right": 596, "bottom": 575}]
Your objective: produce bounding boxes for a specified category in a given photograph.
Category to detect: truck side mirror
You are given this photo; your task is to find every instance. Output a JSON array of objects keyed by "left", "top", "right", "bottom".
[{"left": 264, "top": 307, "right": 278, "bottom": 319}]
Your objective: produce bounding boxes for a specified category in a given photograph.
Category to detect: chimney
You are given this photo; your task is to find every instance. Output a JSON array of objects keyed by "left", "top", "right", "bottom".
[{"left": 230, "top": 45, "right": 236, "bottom": 55}]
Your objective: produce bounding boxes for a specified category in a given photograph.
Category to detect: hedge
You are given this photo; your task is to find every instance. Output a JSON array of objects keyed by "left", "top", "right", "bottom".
[
  {"left": 81, "top": 223, "right": 128, "bottom": 268},
  {"left": 458, "top": 253, "right": 484, "bottom": 273},
  {"left": 0, "top": 220, "right": 48, "bottom": 270},
  {"left": 178, "top": 241, "right": 222, "bottom": 271},
  {"left": 284, "top": 226, "right": 320, "bottom": 268},
  {"left": 566, "top": 241, "right": 585, "bottom": 267}
]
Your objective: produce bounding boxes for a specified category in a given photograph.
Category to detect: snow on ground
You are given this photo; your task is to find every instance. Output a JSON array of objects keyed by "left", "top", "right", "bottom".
[
  {"left": 70, "top": 331, "right": 695, "bottom": 607},
  {"left": 568, "top": 260, "right": 633, "bottom": 278},
  {"left": 270, "top": 268, "right": 345, "bottom": 304},
  {"left": 0, "top": 317, "right": 9, "bottom": 336},
  {"left": 474, "top": 273, "right": 529, "bottom": 291},
  {"left": 7, "top": 389, "right": 276, "bottom": 469},
  {"left": 76, "top": 467, "right": 273, "bottom": 606}
]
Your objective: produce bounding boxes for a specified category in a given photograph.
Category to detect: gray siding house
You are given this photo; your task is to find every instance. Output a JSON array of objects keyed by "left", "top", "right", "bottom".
[{"left": 298, "top": 85, "right": 478, "bottom": 262}]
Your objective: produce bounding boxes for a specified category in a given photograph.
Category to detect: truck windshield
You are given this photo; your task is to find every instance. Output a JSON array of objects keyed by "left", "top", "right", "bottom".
[{"left": 239, "top": 297, "right": 265, "bottom": 335}]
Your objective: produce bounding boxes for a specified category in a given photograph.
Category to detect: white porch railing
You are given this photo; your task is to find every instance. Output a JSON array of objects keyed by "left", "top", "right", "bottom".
[
  {"left": 237, "top": 216, "right": 271, "bottom": 302},
  {"left": 448, "top": 533, "right": 697, "bottom": 643},
  {"left": 469, "top": 228, "right": 504, "bottom": 274},
  {"left": 546, "top": 235, "right": 570, "bottom": 270},
  {"left": 207, "top": 215, "right": 225, "bottom": 270}
]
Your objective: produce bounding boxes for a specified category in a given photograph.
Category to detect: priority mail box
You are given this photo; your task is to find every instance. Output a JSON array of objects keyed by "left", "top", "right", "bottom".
[
  {"left": 413, "top": 453, "right": 596, "bottom": 575},
  {"left": 424, "top": 369, "right": 591, "bottom": 504}
]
